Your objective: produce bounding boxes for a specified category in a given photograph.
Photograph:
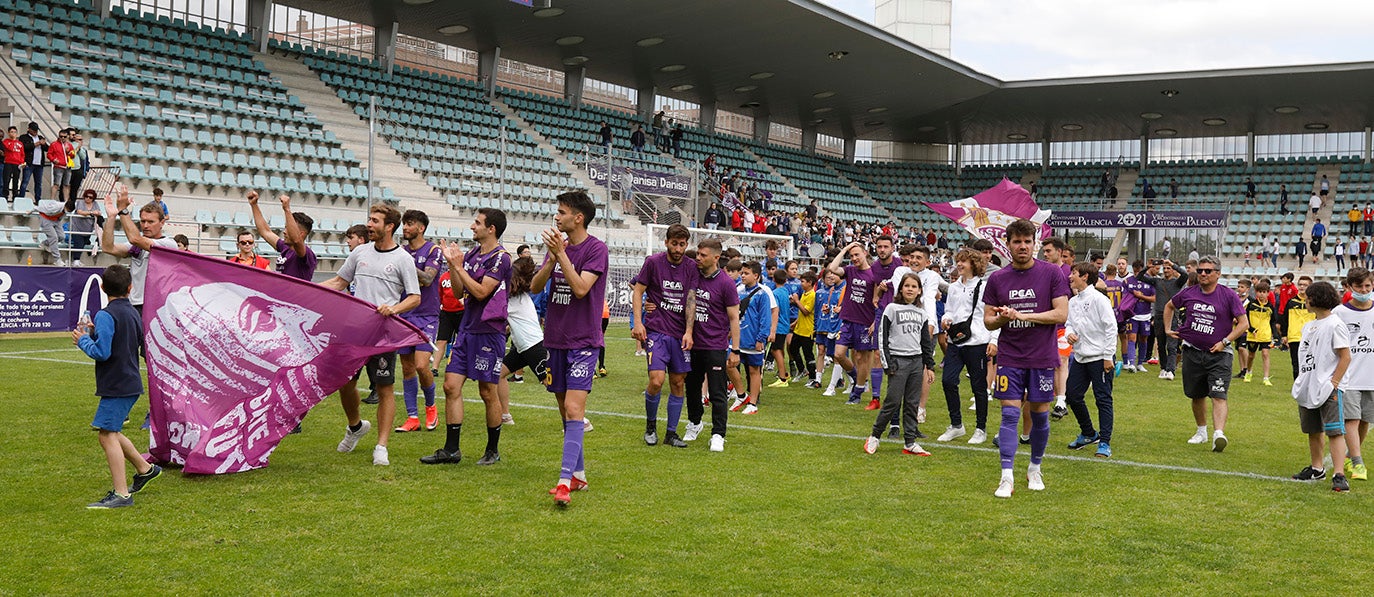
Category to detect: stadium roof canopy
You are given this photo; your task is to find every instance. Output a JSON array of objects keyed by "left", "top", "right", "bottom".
[{"left": 282, "top": 0, "right": 1374, "bottom": 145}]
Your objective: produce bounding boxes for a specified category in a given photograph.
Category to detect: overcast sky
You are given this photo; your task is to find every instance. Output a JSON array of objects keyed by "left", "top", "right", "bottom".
[{"left": 820, "top": 0, "right": 1374, "bottom": 79}]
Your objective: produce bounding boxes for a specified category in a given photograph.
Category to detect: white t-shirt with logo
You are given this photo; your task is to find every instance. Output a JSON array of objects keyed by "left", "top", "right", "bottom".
[
  {"left": 1335, "top": 303, "right": 1374, "bottom": 390},
  {"left": 1293, "top": 315, "right": 1349, "bottom": 408}
]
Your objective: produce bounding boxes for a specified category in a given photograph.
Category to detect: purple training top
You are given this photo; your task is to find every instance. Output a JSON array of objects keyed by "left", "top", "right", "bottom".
[
  {"left": 544, "top": 235, "right": 609, "bottom": 349},
  {"left": 404, "top": 240, "right": 444, "bottom": 320},
  {"left": 636, "top": 252, "right": 700, "bottom": 337},
  {"left": 1170, "top": 284, "right": 1245, "bottom": 349},
  {"left": 460, "top": 244, "right": 511, "bottom": 335},
  {"left": 840, "top": 265, "right": 878, "bottom": 326},
  {"left": 274, "top": 238, "right": 318, "bottom": 282},
  {"left": 983, "top": 259, "right": 1070, "bottom": 369},
  {"left": 1125, "top": 275, "right": 1155, "bottom": 317},
  {"left": 692, "top": 267, "right": 741, "bottom": 350}
]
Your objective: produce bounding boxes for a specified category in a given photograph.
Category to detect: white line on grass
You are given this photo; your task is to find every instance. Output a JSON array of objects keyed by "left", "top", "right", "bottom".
[
  {"left": 0, "top": 348, "right": 83, "bottom": 356},
  {"left": 0, "top": 354, "right": 93, "bottom": 365},
  {"left": 497, "top": 399, "right": 1298, "bottom": 484}
]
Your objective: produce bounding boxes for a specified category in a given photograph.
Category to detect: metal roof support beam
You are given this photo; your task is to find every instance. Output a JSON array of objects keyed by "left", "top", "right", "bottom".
[
  {"left": 843, "top": 137, "right": 857, "bottom": 163},
  {"left": 954, "top": 142, "right": 963, "bottom": 175},
  {"left": 637, "top": 86, "right": 657, "bottom": 121},
  {"left": 478, "top": 47, "right": 501, "bottom": 99},
  {"left": 374, "top": 20, "right": 398, "bottom": 75},
  {"left": 1041, "top": 138, "right": 1050, "bottom": 172},
  {"left": 247, "top": 0, "right": 273, "bottom": 54},
  {"left": 1246, "top": 132, "right": 1255, "bottom": 168},
  {"left": 1366, "top": 127, "right": 1372, "bottom": 165},
  {"left": 564, "top": 66, "right": 586, "bottom": 109},
  {"left": 752, "top": 114, "right": 770, "bottom": 145},
  {"left": 1139, "top": 135, "right": 1149, "bottom": 172},
  {"left": 94, "top": 0, "right": 111, "bottom": 19},
  {"left": 801, "top": 126, "right": 818, "bottom": 153},
  {"left": 699, "top": 100, "right": 717, "bottom": 133}
]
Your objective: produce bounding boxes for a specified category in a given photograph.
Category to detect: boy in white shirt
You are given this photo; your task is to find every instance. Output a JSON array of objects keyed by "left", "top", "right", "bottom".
[
  {"left": 1291, "top": 281, "right": 1352, "bottom": 492},
  {"left": 1064, "top": 263, "right": 1118, "bottom": 458}
]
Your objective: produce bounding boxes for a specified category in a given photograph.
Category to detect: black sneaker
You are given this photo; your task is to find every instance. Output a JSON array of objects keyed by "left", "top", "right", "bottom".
[
  {"left": 663, "top": 431, "right": 688, "bottom": 448},
  {"left": 1234, "top": 369, "right": 1247, "bottom": 380},
  {"left": 1019, "top": 434, "right": 1031, "bottom": 445},
  {"left": 362, "top": 390, "right": 380, "bottom": 405},
  {"left": 508, "top": 373, "right": 524, "bottom": 383},
  {"left": 1333, "top": 473, "right": 1350, "bottom": 492},
  {"left": 887, "top": 426, "right": 901, "bottom": 439},
  {"left": 87, "top": 491, "right": 133, "bottom": 509},
  {"left": 419, "top": 448, "right": 462, "bottom": 464},
  {"left": 476, "top": 450, "right": 501, "bottom": 466},
  {"left": 1292, "top": 466, "right": 1327, "bottom": 481},
  {"left": 1051, "top": 404, "right": 1068, "bottom": 421},
  {"left": 912, "top": 428, "right": 927, "bottom": 439},
  {"left": 130, "top": 464, "right": 162, "bottom": 494},
  {"left": 844, "top": 396, "right": 862, "bottom": 405}
]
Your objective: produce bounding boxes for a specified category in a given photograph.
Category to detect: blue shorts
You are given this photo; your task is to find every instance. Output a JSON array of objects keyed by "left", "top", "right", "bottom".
[
  {"left": 814, "top": 332, "right": 836, "bottom": 356},
  {"left": 398, "top": 316, "right": 438, "bottom": 355},
  {"left": 994, "top": 366, "right": 1056, "bottom": 403},
  {"left": 92, "top": 395, "right": 139, "bottom": 432},
  {"left": 546, "top": 347, "right": 598, "bottom": 394},
  {"left": 837, "top": 320, "right": 876, "bottom": 351},
  {"left": 445, "top": 332, "right": 506, "bottom": 384},
  {"left": 739, "top": 351, "right": 765, "bottom": 368},
  {"left": 646, "top": 331, "right": 692, "bottom": 374}
]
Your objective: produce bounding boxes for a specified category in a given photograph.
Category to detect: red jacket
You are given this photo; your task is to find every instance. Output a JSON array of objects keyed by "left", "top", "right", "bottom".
[
  {"left": 228, "top": 254, "right": 271, "bottom": 270},
  {"left": 438, "top": 271, "right": 465, "bottom": 313},
  {"left": 1276, "top": 282, "right": 1299, "bottom": 315},
  {"left": 2, "top": 138, "right": 23, "bottom": 165},
  {"left": 46, "top": 140, "right": 71, "bottom": 168}
]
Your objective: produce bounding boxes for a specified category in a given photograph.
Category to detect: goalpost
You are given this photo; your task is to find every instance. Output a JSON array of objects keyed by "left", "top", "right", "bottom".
[{"left": 645, "top": 224, "right": 795, "bottom": 262}]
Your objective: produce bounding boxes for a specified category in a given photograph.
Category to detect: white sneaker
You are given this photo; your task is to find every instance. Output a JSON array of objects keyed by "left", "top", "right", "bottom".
[
  {"left": 1212, "top": 430, "right": 1228, "bottom": 453},
  {"left": 336, "top": 420, "right": 371, "bottom": 453},
  {"left": 863, "top": 436, "right": 880, "bottom": 454},
  {"left": 683, "top": 420, "right": 705, "bottom": 441},
  {"left": 709, "top": 434, "right": 725, "bottom": 452},
  {"left": 822, "top": 387, "right": 836, "bottom": 397},
  {"left": 968, "top": 429, "right": 987, "bottom": 444},
  {"left": 502, "top": 413, "right": 515, "bottom": 425},
  {"left": 729, "top": 396, "right": 747, "bottom": 411},
  {"left": 968, "top": 398, "right": 977, "bottom": 411},
  {"left": 937, "top": 425, "right": 966, "bottom": 442},
  {"left": 54, "top": 259, "right": 67, "bottom": 267},
  {"left": 916, "top": 406, "right": 927, "bottom": 424},
  {"left": 583, "top": 417, "right": 593, "bottom": 432},
  {"left": 1187, "top": 429, "right": 1208, "bottom": 444},
  {"left": 1165, "top": 371, "right": 1175, "bottom": 380},
  {"left": 1157, "top": 370, "right": 1168, "bottom": 379},
  {"left": 372, "top": 445, "right": 389, "bottom": 466},
  {"left": 1136, "top": 365, "right": 1149, "bottom": 374},
  {"left": 741, "top": 404, "right": 758, "bottom": 415},
  {"left": 995, "top": 473, "right": 1014, "bottom": 498},
  {"left": 73, "top": 259, "right": 84, "bottom": 267},
  {"left": 1027, "top": 467, "right": 1045, "bottom": 491}
]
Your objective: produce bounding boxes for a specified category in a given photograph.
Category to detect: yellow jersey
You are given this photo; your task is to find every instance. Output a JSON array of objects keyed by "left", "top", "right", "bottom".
[{"left": 793, "top": 290, "right": 816, "bottom": 337}]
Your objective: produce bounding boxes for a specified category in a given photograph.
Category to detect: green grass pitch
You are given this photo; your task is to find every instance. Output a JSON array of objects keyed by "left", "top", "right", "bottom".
[{"left": 1, "top": 330, "right": 1370, "bottom": 593}]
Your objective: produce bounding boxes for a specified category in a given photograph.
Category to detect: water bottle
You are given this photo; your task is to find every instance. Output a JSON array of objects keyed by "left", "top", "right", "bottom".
[{"left": 79, "top": 309, "right": 92, "bottom": 331}]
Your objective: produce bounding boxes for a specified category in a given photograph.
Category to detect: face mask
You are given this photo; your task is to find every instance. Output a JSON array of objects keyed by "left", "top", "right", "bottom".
[{"left": 1354, "top": 291, "right": 1374, "bottom": 303}]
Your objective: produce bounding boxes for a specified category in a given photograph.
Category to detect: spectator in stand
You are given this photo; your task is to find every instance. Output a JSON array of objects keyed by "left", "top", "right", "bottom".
[
  {"left": 703, "top": 154, "right": 717, "bottom": 177},
  {"left": 1169, "top": 178, "right": 1180, "bottom": 203},
  {"left": 18, "top": 124, "right": 46, "bottom": 201},
  {"left": 1029, "top": 180, "right": 1038, "bottom": 198},
  {"left": 173, "top": 234, "right": 189, "bottom": 251},
  {"left": 151, "top": 187, "right": 169, "bottom": 217},
  {"left": 1243, "top": 177, "right": 1257, "bottom": 205},
  {"left": 670, "top": 125, "right": 684, "bottom": 159},
  {"left": 703, "top": 202, "right": 723, "bottom": 230},
  {"left": 1311, "top": 220, "right": 1327, "bottom": 265},
  {"left": 1295, "top": 237, "right": 1307, "bottom": 269},
  {"left": 1279, "top": 184, "right": 1289, "bottom": 214},
  {"left": 69, "top": 189, "right": 102, "bottom": 266},
  {"left": 1310, "top": 192, "right": 1323, "bottom": 216},
  {"left": 1334, "top": 237, "right": 1346, "bottom": 272},
  {"left": 1348, "top": 205, "right": 1362, "bottom": 237},
  {"left": 731, "top": 206, "right": 744, "bottom": 232},
  {"left": 47, "top": 128, "right": 74, "bottom": 203},
  {"left": 599, "top": 122, "right": 612, "bottom": 149},
  {"left": 1271, "top": 237, "right": 1280, "bottom": 268},
  {"left": 68, "top": 131, "right": 90, "bottom": 206},
  {"left": 1141, "top": 177, "right": 1156, "bottom": 207},
  {"left": 651, "top": 111, "right": 665, "bottom": 147},
  {"left": 1320, "top": 174, "right": 1331, "bottom": 197},
  {"left": 630, "top": 125, "right": 646, "bottom": 153},
  {"left": 1365, "top": 204, "right": 1374, "bottom": 237},
  {"left": 36, "top": 193, "right": 66, "bottom": 266},
  {"left": 2, "top": 126, "right": 22, "bottom": 204},
  {"left": 228, "top": 230, "right": 270, "bottom": 269}
]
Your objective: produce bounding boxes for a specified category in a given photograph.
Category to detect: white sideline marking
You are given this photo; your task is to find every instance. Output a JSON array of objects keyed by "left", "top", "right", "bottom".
[
  {"left": 0, "top": 348, "right": 84, "bottom": 356},
  {"left": 499, "top": 399, "right": 1298, "bottom": 484},
  {"left": 0, "top": 352, "right": 1294, "bottom": 483}
]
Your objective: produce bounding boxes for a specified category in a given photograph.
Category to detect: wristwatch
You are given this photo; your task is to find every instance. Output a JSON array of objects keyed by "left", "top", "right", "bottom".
[{"left": 117, "top": 209, "right": 130, "bottom": 216}]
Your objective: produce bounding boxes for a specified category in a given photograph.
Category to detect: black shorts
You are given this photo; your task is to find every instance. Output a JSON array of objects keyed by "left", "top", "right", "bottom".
[
  {"left": 1181, "top": 346, "right": 1231, "bottom": 400},
  {"left": 1320, "top": 189, "right": 1330, "bottom": 196},
  {"left": 769, "top": 336, "right": 787, "bottom": 354},
  {"left": 1245, "top": 340, "right": 1271, "bottom": 353},
  {"left": 353, "top": 351, "right": 397, "bottom": 386},
  {"left": 436, "top": 310, "right": 463, "bottom": 344},
  {"left": 1299, "top": 395, "right": 1344, "bottom": 436},
  {"left": 503, "top": 342, "right": 549, "bottom": 384}
]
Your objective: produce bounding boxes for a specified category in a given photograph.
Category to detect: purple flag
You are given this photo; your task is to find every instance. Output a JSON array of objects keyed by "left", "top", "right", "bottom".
[
  {"left": 142, "top": 247, "right": 424, "bottom": 474},
  {"left": 923, "top": 178, "right": 1052, "bottom": 259}
]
